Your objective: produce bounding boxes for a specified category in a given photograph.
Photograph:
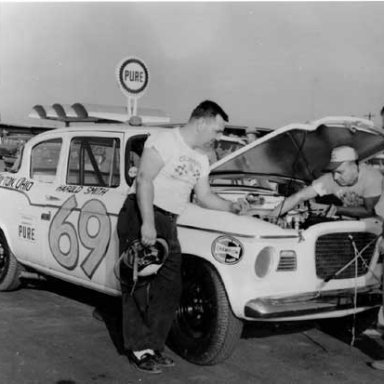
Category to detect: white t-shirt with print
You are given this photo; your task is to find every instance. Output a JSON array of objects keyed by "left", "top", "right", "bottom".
[
  {"left": 143, "top": 128, "right": 210, "bottom": 215},
  {"left": 311, "top": 163, "right": 382, "bottom": 207}
]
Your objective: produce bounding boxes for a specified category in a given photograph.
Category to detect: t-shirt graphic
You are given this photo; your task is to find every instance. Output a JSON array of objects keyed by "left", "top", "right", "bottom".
[
  {"left": 336, "top": 190, "right": 364, "bottom": 207},
  {"left": 142, "top": 128, "right": 210, "bottom": 214},
  {"left": 173, "top": 156, "right": 201, "bottom": 183}
]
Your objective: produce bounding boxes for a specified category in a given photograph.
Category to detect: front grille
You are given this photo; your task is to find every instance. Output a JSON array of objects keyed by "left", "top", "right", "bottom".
[{"left": 315, "top": 232, "right": 377, "bottom": 280}]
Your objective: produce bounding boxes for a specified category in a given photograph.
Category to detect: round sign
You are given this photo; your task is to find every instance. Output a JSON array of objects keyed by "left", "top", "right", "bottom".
[
  {"left": 211, "top": 236, "right": 244, "bottom": 265},
  {"left": 117, "top": 57, "right": 149, "bottom": 96}
]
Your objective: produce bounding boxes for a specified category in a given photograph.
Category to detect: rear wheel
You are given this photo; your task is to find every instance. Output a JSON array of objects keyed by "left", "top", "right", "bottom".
[
  {"left": 168, "top": 257, "right": 243, "bottom": 365},
  {"left": 0, "top": 231, "right": 22, "bottom": 291}
]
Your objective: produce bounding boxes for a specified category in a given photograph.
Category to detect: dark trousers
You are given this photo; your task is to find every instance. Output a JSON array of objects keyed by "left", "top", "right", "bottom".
[{"left": 117, "top": 195, "right": 182, "bottom": 351}]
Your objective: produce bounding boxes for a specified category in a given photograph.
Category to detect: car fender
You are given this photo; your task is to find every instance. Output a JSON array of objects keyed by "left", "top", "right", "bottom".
[{"left": 178, "top": 226, "right": 264, "bottom": 319}]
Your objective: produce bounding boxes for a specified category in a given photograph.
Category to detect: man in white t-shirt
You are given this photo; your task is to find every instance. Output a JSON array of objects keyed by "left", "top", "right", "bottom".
[
  {"left": 272, "top": 145, "right": 383, "bottom": 219},
  {"left": 117, "top": 100, "right": 249, "bottom": 373}
]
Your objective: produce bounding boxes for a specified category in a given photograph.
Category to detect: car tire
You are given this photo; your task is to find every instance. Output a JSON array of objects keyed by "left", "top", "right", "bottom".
[
  {"left": 167, "top": 257, "right": 243, "bottom": 365},
  {"left": 0, "top": 231, "right": 22, "bottom": 291}
]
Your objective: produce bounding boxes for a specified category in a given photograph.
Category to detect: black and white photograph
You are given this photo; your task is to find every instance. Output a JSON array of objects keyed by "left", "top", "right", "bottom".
[{"left": 1, "top": 2, "right": 384, "bottom": 383}]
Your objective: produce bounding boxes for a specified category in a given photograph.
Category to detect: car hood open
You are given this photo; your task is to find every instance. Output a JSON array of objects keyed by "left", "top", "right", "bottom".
[{"left": 211, "top": 117, "right": 384, "bottom": 183}]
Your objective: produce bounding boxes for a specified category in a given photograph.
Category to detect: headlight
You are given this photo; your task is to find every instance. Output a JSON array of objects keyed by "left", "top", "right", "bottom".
[{"left": 255, "top": 246, "right": 276, "bottom": 278}]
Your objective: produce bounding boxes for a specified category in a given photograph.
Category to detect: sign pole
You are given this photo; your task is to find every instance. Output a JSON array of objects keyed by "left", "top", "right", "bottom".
[{"left": 127, "top": 97, "right": 132, "bottom": 118}]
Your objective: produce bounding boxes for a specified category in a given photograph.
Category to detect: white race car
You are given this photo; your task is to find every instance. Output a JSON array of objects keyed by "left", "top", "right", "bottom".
[{"left": 0, "top": 116, "right": 382, "bottom": 365}]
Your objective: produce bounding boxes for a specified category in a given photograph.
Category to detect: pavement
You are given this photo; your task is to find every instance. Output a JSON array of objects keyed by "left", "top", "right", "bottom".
[{"left": 1, "top": 278, "right": 384, "bottom": 384}]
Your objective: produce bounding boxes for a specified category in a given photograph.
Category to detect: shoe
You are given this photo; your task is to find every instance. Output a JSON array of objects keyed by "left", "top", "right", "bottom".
[
  {"left": 129, "top": 353, "right": 162, "bottom": 374},
  {"left": 371, "top": 360, "right": 384, "bottom": 370},
  {"left": 92, "top": 308, "right": 103, "bottom": 322},
  {"left": 153, "top": 351, "right": 175, "bottom": 367}
]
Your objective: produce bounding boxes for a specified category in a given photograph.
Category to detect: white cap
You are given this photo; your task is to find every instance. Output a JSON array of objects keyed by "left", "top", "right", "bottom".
[{"left": 325, "top": 146, "right": 358, "bottom": 171}]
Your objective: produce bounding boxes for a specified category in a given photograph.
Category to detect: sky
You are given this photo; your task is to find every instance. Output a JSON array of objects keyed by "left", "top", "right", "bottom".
[{"left": 1, "top": 2, "right": 384, "bottom": 129}]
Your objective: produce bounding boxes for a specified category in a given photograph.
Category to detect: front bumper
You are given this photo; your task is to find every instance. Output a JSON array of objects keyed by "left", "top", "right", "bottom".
[{"left": 244, "top": 287, "right": 382, "bottom": 319}]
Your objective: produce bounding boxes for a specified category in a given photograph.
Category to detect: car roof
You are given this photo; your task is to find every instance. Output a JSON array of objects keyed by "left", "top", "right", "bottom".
[{"left": 32, "top": 123, "right": 174, "bottom": 138}]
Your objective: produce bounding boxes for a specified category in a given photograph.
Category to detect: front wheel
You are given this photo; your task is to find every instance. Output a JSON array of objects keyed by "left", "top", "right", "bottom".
[
  {"left": 0, "top": 231, "right": 22, "bottom": 291},
  {"left": 168, "top": 257, "right": 243, "bottom": 365}
]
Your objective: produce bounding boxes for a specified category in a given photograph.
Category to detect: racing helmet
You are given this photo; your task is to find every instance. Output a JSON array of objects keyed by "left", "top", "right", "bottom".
[{"left": 122, "top": 238, "right": 169, "bottom": 277}]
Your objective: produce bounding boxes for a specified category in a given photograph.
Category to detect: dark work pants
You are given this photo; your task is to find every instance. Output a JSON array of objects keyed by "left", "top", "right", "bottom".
[{"left": 117, "top": 194, "right": 182, "bottom": 351}]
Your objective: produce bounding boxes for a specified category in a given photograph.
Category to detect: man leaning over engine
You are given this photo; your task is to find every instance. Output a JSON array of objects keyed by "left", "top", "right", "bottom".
[{"left": 272, "top": 145, "right": 383, "bottom": 219}]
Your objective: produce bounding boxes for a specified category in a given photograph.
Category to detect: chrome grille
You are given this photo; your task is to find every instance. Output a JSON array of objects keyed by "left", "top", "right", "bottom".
[{"left": 315, "top": 232, "right": 377, "bottom": 280}]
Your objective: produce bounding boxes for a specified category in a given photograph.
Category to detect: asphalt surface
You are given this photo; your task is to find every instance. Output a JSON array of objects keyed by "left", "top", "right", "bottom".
[{"left": 1, "top": 277, "right": 384, "bottom": 384}]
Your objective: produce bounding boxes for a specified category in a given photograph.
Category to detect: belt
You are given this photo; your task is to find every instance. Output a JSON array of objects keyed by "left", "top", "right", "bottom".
[
  {"left": 154, "top": 204, "right": 178, "bottom": 219},
  {"left": 128, "top": 194, "right": 178, "bottom": 219}
]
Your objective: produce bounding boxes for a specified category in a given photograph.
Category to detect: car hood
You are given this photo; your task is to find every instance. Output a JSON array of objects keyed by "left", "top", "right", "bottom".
[{"left": 211, "top": 117, "right": 384, "bottom": 183}]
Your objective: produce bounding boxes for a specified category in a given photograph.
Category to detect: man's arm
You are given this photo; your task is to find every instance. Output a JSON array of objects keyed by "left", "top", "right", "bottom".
[
  {"left": 272, "top": 186, "right": 318, "bottom": 217},
  {"left": 136, "top": 147, "right": 164, "bottom": 246},
  {"left": 335, "top": 195, "right": 380, "bottom": 218},
  {"left": 194, "top": 176, "right": 248, "bottom": 214}
]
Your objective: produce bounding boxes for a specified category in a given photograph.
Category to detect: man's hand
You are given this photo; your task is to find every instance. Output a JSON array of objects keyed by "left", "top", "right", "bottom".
[
  {"left": 324, "top": 204, "right": 338, "bottom": 218},
  {"left": 231, "top": 198, "right": 250, "bottom": 215},
  {"left": 378, "top": 237, "right": 384, "bottom": 255},
  {"left": 141, "top": 222, "right": 157, "bottom": 246}
]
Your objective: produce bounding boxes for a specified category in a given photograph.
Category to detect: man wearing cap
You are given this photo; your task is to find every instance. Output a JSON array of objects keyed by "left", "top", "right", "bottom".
[{"left": 272, "top": 145, "right": 383, "bottom": 218}]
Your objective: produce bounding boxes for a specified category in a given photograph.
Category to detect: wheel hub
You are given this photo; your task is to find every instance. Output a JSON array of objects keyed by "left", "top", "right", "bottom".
[{"left": 176, "top": 279, "right": 214, "bottom": 338}]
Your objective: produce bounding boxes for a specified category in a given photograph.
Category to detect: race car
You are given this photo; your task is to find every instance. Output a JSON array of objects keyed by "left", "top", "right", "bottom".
[{"left": 0, "top": 115, "right": 383, "bottom": 365}]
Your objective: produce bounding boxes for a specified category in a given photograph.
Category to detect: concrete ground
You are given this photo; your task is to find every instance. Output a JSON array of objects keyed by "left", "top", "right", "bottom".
[{"left": 1, "top": 278, "right": 384, "bottom": 384}]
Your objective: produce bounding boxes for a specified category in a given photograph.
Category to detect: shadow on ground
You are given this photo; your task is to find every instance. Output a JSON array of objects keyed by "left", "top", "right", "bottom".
[
  {"left": 316, "top": 308, "right": 384, "bottom": 361},
  {"left": 26, "top": 277, "right": 125, "bottom": 355},
  {"left": 24, "top": 276, "right": 384, "bottom": 366}
]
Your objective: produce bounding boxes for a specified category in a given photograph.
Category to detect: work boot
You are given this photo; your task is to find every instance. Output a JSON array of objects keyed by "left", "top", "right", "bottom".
[
  {"left": 128, "top": 352, "right": 162, "bottom": 374},
  {"left": 371, "top": 360, "right": 384, "bottom": 370},
  {"left": 153, "top": 351, "right": 175, "bottom": 367}
]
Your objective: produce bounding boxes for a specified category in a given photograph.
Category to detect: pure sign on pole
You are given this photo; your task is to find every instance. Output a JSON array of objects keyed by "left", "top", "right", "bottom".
[{"left": 116, "top": 57, "right": 149, "bottom": 118}]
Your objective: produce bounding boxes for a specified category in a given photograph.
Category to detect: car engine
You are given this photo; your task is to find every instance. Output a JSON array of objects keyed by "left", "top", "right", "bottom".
[{"left": 244, "top": 192, "right": 343, "bottom": 230}]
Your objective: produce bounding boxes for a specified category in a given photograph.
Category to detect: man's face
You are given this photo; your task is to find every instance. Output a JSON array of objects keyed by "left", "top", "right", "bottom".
[
  {"left": 246, "top": 133, "right": 257, "bottom": 144},
  {"left": 332, "top": 161, "right": 359, "bottom": 186},
  {"left": 197, "top": 115, "right": 225, "bottom": 148}
]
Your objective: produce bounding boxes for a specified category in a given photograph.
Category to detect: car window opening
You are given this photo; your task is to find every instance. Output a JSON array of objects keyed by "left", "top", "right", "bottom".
[{"left": 67, "top": 137, "right": 120, "bottom": 188}]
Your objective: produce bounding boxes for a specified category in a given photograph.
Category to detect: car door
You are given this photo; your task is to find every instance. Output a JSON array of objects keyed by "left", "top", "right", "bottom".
[
  {"left": 43, "top": 131, "right": 128, "bottom": 294},
  {"left": 11, "top": 135, "right": 65, "bottom": 267}
]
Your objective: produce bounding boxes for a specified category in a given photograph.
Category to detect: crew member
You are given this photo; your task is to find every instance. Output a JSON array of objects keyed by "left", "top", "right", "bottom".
[
  {"left": 117, "top": 100, "right": 249, "bottom": 374},
  {"left": 272, "top": 145, "right": 383, "bottom": 219},
  {"left": 369, "top": 104, "right": 384, "bottom": 371},
  {"left": 381, "top": 105, "right": 384, "bottom": 130}
]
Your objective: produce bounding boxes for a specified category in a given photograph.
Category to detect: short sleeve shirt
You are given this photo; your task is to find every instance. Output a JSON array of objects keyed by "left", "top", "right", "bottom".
[
  {"left": 311, "top": 163, "right": 382, "bottom": 207},
  {"left": 143, "top": 128, "right": 210, "bottom": 214}
]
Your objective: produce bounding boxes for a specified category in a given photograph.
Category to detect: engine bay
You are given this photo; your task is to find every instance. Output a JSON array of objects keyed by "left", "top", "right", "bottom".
[
  {"left": 209, "top": 173, "right": 348, "bottom": 230},
  {"left": 244, "top": 192, "right": 343, "bottom": 230}
]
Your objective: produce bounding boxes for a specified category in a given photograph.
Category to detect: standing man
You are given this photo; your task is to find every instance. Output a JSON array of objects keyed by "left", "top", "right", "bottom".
[
  {"left": 272, "top": 146, "right": 382, "bottom": 219},
  {"left": 381, "top": 105, "right": 384, "bottom": 129},
  {"left": 117, "top": 100, "right": 249, "bottom": 374},
  {"left": 368, "top": 104, "right": 384, "bottom": 371}
]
